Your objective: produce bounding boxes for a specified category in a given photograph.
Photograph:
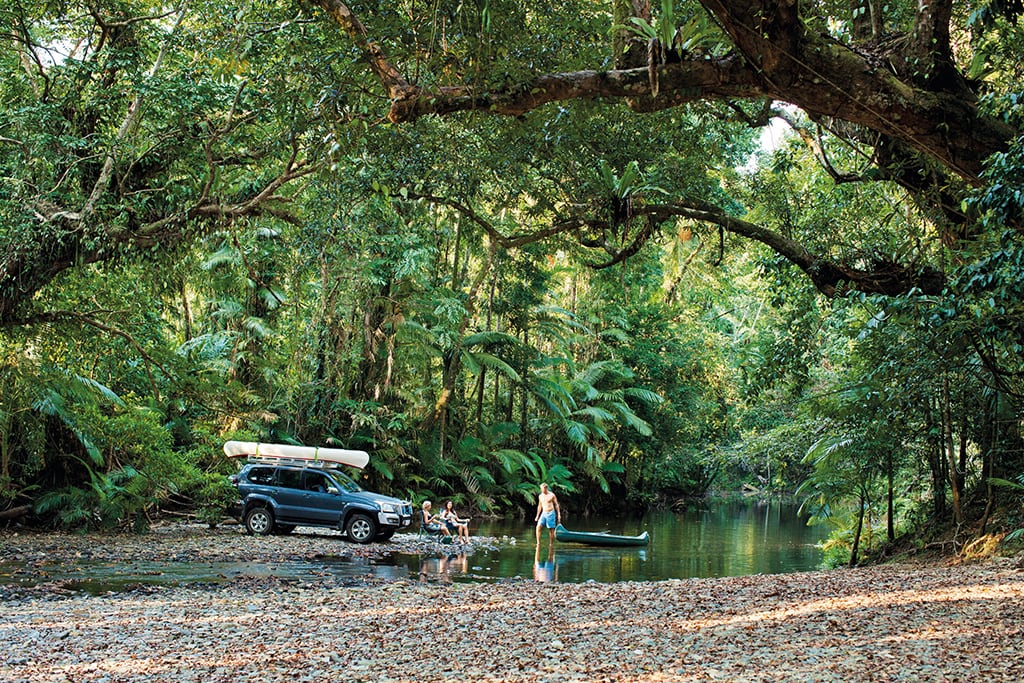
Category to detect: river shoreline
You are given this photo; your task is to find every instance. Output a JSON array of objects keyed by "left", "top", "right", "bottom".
[
  {"left": 2, "top": 522, "right": 1023, "bottom": 681},
  {"left": 0, "top": 520, "right": 474, "bottom": 565}
]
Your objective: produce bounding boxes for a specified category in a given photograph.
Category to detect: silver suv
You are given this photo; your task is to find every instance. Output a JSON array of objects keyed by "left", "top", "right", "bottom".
[{"left": 231, "top": 464, "right": 413, "bottom": 543}]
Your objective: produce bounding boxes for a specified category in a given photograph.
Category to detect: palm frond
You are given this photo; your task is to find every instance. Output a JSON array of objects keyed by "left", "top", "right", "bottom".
[
  {"left": 462, "top": 331, "right": 522, "bottom": 348},
  {"left": 73, "top": 375, "right": 125, "bottom": 407},
  {"left": 623, "top": 387, "right": 664, "bottom": 405},
  {"left": 613, "top": 406, "right": 654, "bottom": 436},
  {"left": 464, "top": 352, "right": 522, "bottom": 382},
  {"left": 564, "top": 421, "right": 589, "bottom": 446},
  {"left": 201, "top": 246, "right": 239, "bottom": 270},
  {"left": 572, "top": 406, "right": 617, "bottom": 423}
]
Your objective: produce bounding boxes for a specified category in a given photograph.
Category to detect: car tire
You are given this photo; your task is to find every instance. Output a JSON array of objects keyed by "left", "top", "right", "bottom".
[
  {"left": 346, "top": 513, "right": 377, "bottom": 544},
  {"left": 244, "top": 507, "right": 274, "bottom": 536},
  {"left": 374, "top": 530, "right": 395, "bottom": 542},
  {"left": 273, "top": 524, "right": 296, "bottom": 535}
]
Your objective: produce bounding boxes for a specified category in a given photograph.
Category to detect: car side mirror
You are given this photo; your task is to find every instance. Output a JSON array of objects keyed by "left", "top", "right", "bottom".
[{"left": 327, "top": 486, "right": 339, "bottom": 495}]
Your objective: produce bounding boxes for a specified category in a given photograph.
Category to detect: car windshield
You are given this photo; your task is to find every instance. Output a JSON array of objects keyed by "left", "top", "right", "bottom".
[{"left": 327, "top": 469, "right": 363, "bottom": 493}]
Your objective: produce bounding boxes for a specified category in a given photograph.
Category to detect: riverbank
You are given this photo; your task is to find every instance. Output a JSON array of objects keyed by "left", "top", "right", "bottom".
[
  {"left": 2, "top": 523, "right": 1023, "bottom": 681},
  {"left": 0, "top": 520, "right": 494, "bottom": 567}
]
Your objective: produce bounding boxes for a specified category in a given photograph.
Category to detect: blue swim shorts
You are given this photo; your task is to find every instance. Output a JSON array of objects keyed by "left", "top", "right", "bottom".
[{"left": 537, "top": 510, "right": 557, "bottom": 529}]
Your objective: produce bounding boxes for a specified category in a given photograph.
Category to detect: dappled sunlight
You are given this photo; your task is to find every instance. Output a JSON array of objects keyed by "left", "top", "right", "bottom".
[{"left": 654, "top": 578, "right": 1024, "bottom": 633}]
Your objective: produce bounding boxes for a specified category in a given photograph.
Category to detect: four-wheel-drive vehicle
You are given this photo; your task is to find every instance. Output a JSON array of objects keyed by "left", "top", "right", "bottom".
[{"left": 227, "top": 443, "right": 413, "bottom": 543}]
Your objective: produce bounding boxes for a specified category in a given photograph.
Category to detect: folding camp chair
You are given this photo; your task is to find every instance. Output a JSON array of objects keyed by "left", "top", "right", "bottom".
[{"left": 417, "top": 511, "right": 454, "bottom": 545}]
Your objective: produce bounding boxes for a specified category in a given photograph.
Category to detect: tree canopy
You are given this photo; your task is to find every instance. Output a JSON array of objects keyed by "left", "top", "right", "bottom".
[{"left": 313, "top": 0, "right": 1021, "bottom": 294}]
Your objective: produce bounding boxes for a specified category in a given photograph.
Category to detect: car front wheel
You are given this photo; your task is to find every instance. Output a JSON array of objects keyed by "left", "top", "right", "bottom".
[
  {"left": 346, "top": 513, "right": 377, "bottom": 544},
  {"left": 244, "top": 507, "right": 274, "bottom": 536}
]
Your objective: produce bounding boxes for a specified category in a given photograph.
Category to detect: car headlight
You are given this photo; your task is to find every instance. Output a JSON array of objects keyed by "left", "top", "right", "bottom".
[{"left": 379, "top": 503, "right": 398, "bottom": 513}]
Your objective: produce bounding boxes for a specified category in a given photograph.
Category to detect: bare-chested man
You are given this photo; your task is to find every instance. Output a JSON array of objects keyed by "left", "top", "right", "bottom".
[{"left": 534, "top": 482, "right": 561, "bottom": 543}]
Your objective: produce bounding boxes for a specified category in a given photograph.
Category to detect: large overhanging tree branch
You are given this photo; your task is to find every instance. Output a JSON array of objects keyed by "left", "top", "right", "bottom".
[
  {"left": 644, "top": 205, "right": 946, "bottom": 296},
  {"left": 0, "top": 150, "right": 317, "bottom": 325},
  {"left": 581, "top": 200, "right": 946, "bottom": 296},
  {"left": 312, "top": 0, "right": 1013, "bottom": 185},
  {"left": 79, "top": 2, "right": 189, "bottom": 223},
  {"left": 311, "top": 0, "right": 1016, "bottom": 296},
  {"left": 400, "top": 190, "right": 945, "bottom": 297}
]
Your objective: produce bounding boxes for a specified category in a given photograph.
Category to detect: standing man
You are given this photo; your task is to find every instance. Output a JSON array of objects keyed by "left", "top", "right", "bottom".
[{"left": 535, "top": 482, "right": 561, "bottom": 544}]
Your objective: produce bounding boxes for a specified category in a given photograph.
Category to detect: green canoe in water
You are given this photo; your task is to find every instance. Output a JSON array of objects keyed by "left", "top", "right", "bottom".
[{"left": 554, "top": 523, "right": 649, "bottom": 547}]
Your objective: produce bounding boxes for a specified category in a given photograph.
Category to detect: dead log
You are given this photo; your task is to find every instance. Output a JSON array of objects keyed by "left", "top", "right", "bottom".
[{"left": 0, "top": 504, "right": 31, "bottom": 520}]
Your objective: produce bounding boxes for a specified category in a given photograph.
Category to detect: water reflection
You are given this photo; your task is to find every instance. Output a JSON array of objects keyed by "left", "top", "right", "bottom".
[
  {"left": 533, "top": 543, "right": 557, "bottom": 583},
  {"left": 418, "top": 553, "right": 469, "bottom": 584},
  {"left": 402, "top": 500, "right": 828, "bottom": 584}
]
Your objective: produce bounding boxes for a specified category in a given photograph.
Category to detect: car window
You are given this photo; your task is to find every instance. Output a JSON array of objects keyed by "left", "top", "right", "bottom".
[
  {"left": 277, "top": 468, "right": 303, "bottom": 490},
  {"left": 247, "top": 467, "right": 276, "bottom": 485},
  {"left": 325, "top": 470, "right": 363, "bottom": 493},
  {"left": 303, "top": 471, "right": 329, "bottom": 492}
]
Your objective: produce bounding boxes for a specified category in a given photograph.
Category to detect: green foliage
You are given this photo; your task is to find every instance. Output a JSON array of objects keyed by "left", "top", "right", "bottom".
[
  {"left": 989, "top": 475, "right": 1024, "bottom": 542},
  {"left": 967, "top": 137, "right": 1024, "bottom": 231},
  {"left": 30, "top": 404, "right": 187, "bottom": 530},
  {"left": 622, "top": 2, "right": 729, "bottom": 59},
  {"left": 2, "top": 0, "right": 1023, "bottom": 551},
  {"left": 189, "top": 470, "right": 238, "bottom": 527},
  {"left": 35, "top": 462, "right": 147, "bottom": 531}
]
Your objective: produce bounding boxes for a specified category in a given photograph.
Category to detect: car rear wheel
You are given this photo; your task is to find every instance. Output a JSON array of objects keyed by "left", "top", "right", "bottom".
[
  {"left": 346, "top": 513, "right": 377, "bottom": 544},
  {"left": 244, "top": 507, "right": 274, "bottom": 536}
]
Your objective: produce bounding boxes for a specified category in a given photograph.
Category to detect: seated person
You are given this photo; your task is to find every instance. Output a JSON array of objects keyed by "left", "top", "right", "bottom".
[
  {"left": 304, "top": 472, "right": 328, "bottom": 493},
  {"left": 441, "top": 500, "right": 471, "bottom": 543},
  {"left": 421, "top": 500, "right": 451, "bottom": 538}
]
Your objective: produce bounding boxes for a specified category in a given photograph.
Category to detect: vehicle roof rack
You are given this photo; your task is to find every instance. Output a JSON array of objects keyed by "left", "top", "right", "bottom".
[{"left": 242, "top": 455, "right": 350, "bottom": 470}]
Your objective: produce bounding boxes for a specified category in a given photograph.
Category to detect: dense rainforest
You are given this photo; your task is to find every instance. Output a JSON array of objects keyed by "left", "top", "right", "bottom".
[{"left": 2, "top": 0, "right": 1023, "bottom": 564}]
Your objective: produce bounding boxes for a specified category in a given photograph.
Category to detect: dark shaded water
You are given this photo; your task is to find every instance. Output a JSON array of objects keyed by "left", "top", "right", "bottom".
[
  {"left": 0, "top": 500, "right": 826, "bottom": 592},
  {"left": 0, "top": 557, "right": 410, "bottom": 594},
  {"left": 405, "top": 499, "right": 828, "bottom": 584}
]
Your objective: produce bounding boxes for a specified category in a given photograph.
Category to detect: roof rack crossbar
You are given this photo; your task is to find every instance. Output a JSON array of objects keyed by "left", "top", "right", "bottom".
[{"left": 242, "top": 455, "right": 346, "bottom": 469}]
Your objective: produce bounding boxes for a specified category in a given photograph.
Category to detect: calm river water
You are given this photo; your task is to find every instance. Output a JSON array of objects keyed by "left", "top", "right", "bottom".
[
  {"left": 401, "top": 499, "right": 828, "bottom": 584},
  {"left": 0, "top": 499, "right": 827, "bottom": 592}
]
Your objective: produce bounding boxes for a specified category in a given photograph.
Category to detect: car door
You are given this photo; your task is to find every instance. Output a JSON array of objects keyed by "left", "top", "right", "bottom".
[
  {"left": 300, "top": 470, "right": 346, "bottom": 525},
  {"left": 271, "top": 468, "right": 307, "bottom": 522}
]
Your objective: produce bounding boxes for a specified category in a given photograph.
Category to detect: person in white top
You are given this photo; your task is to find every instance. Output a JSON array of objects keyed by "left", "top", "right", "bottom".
[{"left": 441, "top": 500, "right": 471, "bottom": 543}]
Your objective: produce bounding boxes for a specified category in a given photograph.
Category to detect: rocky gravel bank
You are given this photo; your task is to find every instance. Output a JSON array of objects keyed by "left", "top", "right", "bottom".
[{"left": 2, "top": 523, "right": 1023, "bottom": 682}]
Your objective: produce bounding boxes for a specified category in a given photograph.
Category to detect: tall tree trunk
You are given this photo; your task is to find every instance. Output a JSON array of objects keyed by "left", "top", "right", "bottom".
[
  {"left": 180, "top": 281, "right": 193, "bottom": 342},
  {"left": 474, "top": 369, "right": 486, "bottom": 434},
  {"left": 850, "top": 488, "right": 865, "bottom": 567},
  {"left": 451, "top": 218, "right": 464, "bottom": 290},
  {"left": 612, "top": 0, "right": 650, "bottom": 69},
  {"left": 886, "top": 451, "right": 895, "bottom": 542},
  {"left": 979, "top": 390, "right": 998, "bottom": 533},
  {"left": 437, "top": 354, "right": 455, "bottom": 460},
  {"left": 477, "top": 273, "right": 497, "bottom": 435},
  {"left": 0, "top": 413, "right": 9, "bottom": 481},
  {"left": 958, "top": 425, "right": 969, "bottom": 498},
  {"left": 518, "top": 325, "right": 529, "bottom": 452},
  {"left": 980, "top": 445, "right": 994, "bottom": 534},
  {"left": 353, "top": 281, "right": 394, "bottom": 402},
  {"left": 925, "top": 404, "right": 947, "bottom": 518},
  {"left": 941, "top": 376, "right": 963, "bottom": 525}
]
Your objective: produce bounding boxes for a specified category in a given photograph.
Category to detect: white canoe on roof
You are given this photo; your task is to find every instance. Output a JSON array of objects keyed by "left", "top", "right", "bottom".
[{"left": 222, "top": 441, "right": 370, "bottom": 469}]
